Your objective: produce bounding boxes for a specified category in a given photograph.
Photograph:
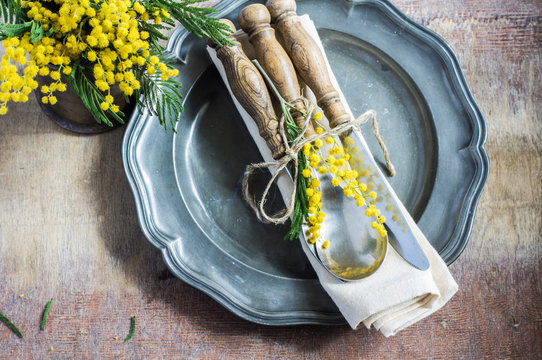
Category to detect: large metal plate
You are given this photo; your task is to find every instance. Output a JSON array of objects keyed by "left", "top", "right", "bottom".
[{"left": 122, "top": 0, "right": 488, "bottom": 325}]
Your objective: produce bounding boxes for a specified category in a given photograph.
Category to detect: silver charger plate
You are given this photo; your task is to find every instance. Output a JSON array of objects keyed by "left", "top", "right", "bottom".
[{"left": 122, "top": 0, "right": 488, "bottom": 325}]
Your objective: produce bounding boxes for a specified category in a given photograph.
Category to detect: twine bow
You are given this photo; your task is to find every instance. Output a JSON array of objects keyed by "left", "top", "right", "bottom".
[{"left": 242, "top": 99, "right": 395, "bottom": 225}]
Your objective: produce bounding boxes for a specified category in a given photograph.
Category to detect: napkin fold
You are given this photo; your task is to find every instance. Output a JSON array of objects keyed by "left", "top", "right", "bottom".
[{"left": 207, "top": 15, "right": 457, "bottom": 337}]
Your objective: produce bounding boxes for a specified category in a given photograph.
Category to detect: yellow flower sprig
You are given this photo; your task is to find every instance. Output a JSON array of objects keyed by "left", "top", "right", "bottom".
[
  {"left": 301, "top": 112, "right": 387, "bottom": 249},
  {"left": 0, "top": 0, "right": 232, "bottom": 129}
]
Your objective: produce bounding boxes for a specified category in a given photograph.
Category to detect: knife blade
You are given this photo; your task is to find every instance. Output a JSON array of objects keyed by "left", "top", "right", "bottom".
[{"left": 346, "top": 127, "right": 430, "bottom": 270}]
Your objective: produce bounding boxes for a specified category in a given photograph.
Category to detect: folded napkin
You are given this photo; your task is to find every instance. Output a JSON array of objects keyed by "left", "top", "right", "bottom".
[{"left": 207, "top": 15, "right": 457, "bottom": 337}]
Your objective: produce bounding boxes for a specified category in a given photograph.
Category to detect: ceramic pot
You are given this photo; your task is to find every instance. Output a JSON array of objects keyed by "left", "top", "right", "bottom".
[{"left": 36, "top": 71, "right": 134, "bottom": 134}]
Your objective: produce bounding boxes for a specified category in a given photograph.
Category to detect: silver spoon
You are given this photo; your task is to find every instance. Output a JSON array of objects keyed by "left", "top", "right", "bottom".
[{"left": 299, "top": 144, "right": 388, "bottom": 281}]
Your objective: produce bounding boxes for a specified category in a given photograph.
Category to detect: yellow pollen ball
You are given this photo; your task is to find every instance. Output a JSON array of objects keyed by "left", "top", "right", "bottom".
[{"left": 344, "top": 136, "right": 355, "bottom": 146}]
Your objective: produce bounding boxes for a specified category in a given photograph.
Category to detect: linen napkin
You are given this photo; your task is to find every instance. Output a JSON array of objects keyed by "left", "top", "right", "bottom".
[{"left": 207, "top": 15, "right": 458, "bottom": 337}]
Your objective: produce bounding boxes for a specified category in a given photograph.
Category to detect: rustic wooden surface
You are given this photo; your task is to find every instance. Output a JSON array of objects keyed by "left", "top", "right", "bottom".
[{"left": 1, "top": 0, "right": 541, "bottom": 358}]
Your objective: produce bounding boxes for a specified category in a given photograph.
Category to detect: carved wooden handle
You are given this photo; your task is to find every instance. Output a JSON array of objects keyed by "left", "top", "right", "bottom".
[
  {"left": 266, "top": 0, "right": 350, "bottom": 129},
  {"left": 239, "top": 4, "right": 315, "bottom": 137},
  {"left": 206, "top": 19, "right": 285, "bottom": 159}
]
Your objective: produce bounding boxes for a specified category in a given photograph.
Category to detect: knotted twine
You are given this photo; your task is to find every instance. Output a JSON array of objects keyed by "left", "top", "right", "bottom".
[{"left": 242, "top": 99, "right": 396, "bottom": 225}]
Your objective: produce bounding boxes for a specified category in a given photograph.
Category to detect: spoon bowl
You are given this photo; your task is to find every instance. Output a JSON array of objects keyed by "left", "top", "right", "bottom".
[{"left": 301, "top": 164, "right": 387, "bottom": 282}]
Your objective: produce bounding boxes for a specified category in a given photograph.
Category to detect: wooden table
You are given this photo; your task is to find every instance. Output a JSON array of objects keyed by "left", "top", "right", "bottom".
[{"left": 1, "top": 0, "right": 540, "bottom": 358}]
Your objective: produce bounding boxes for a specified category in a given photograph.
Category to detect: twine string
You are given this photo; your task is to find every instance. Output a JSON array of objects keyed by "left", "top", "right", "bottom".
[{"left": 242, "top": 100, "right": 395, "bottom": 225}]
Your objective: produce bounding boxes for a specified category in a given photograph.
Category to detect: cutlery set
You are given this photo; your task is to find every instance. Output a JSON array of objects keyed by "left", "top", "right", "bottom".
[{"left": 205, "top": 0, "right": 429, "bottom": 280}]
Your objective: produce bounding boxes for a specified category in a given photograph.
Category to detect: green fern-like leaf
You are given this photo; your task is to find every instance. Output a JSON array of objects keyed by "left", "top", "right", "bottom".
[
  {"left": 148, "top": 0, "right": 234, "bottom": 47},
  {"left": 67, "top": 64, "right": 125, "bottom": 127},
  {"left": 137, "top": 71, "right": 183, "bottom": 132},
  {"left": 0, "top": 0, "right": 24, "bottom": 24},
  {"left": 0, "top": 21, "right": 31, "bottom": 40}
]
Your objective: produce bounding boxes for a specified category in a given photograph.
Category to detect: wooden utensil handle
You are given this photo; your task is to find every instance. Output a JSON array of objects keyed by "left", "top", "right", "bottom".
[
  {"left": 266, "top": 0, "right": 350, "bottom": 129},
  {"left": 239, "top": 4, "right": 315, "bottom": 136},
  {"left": 206, "top": 19, "right": 285, "bottom": 159}
]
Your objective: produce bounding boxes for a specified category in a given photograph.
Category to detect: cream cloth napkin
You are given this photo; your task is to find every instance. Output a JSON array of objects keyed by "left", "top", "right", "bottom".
[{"left": 207, "top": 15, "right": 457, "bottom": 337}]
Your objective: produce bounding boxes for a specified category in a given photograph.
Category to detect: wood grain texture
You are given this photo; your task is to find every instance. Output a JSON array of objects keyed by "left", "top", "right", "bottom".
[
  {"left": 239, "top": 3, "right": 315, "bottom": 136},
  {"left": 0, "top": 0, "right": 541, "bottom": 359},
  {"left": 209, "top": 19, "right": 285, "bottom": 159},
  {"left": 267, "top": 0, "right": 351, "bottom": 129}
]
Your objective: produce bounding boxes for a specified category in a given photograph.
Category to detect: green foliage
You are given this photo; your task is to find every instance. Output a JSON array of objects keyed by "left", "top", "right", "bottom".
[
  {"left": 0, "top": 21, "right": 31, "bottom": 40},
  {"left": 137, "top": 63, "right": 183, "bottom": 133},
  {"left": 0, "top": 20, "right": 53, "bottom": 41},
  {"left": 150, "top": 0, "right": 234, "bottom": 47},
  {"left": 283, "top": 107, "right": 309, "bottom": 241},
  {"left": 285, "top": 150, "right": 309, "bottom": 241},
  {"left": 140, "top": 21, "right": 169, "bottom": 53},
  {"left": 40, "top": 298, "right": 53, "bottom": 331},
  {"left": 67, "top": 63, "right": 125, "bottom": 127},
  {"left": 0, "top": 0, "right": 23, "bottom": 24},
  {"left": 0, "top": 311, "right": 23, "bottom": 338},
  {"left": 29, "top": 20, "right": 55, "bottom": 42},
  {"left": 124, "top": 316, "right": 136, "bottom": 342}
]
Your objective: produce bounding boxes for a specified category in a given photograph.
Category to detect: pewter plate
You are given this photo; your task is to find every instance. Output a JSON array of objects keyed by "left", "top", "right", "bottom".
[{"left": 122, "top": 0, "right": 488, "bottom": 325}]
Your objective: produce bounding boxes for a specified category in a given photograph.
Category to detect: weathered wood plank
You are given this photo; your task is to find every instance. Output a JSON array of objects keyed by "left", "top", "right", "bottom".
[{"left": 0, "top": 0, "right": 541, "bottom": 358}]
